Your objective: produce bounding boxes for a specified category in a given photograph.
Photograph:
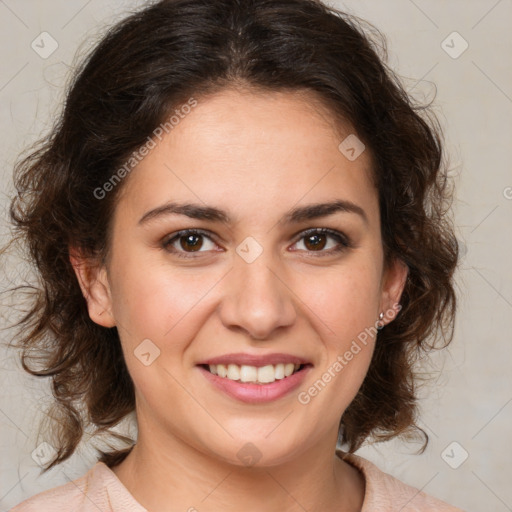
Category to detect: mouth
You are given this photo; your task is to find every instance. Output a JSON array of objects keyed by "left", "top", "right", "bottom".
[
  {"left": 196, "top": 355, "right": 313, "bottom": 403},
  {"left": 200, "top": 362, "right": 309, "bottom": 385}
]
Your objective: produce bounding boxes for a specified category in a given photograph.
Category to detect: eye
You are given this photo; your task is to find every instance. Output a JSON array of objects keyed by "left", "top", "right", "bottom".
[
  {"left": 162, "top": 229, "right": 219, "bottom": 257},
  {"left": 162, "top": 227, "right": 351, "bottom": 259},
  {"left": 290, "top": 228, "right": 350, "bottom": 255}
]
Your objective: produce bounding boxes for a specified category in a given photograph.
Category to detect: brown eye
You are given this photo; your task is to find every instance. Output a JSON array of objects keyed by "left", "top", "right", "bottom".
[
  {"left": 291, "top": 228, "right": 350, "bottom": 256},
  {"left": 163, "top": 229, "right": 218, "bottom": 257},
  {"left": 179, "top": 233, "right": 203, "bottom": 252},
  {"left": 304, "top": 233, "right": 327, "bottom": 251}
]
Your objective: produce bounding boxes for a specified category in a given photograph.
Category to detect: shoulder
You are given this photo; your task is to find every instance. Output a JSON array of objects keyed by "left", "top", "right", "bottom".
[
  {"left": 10, "top": 470, "right": 93, "bottom": 512},
  {"left": 10, "top": 462, "right": 145, "bottom": 512},
  {"left": 337, "top": 450, "right": 466, "bottom": 512}
]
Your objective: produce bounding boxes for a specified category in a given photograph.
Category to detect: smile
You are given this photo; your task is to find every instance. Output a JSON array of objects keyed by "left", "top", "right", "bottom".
[
  {"left": 197, "top": 354, "right": 313, "bottom": 403},
  {"left": 205, "top": 363, "right": 304, "bottom": 385}
]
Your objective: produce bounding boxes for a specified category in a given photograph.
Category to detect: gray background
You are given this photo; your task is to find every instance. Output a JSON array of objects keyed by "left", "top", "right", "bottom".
[{"left": 1, "top": 1, "right": 511, "bottom": 511}]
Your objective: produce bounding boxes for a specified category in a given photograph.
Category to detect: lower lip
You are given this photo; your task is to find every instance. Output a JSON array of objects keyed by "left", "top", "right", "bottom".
[{"left": 198, "top": 365, "right": 312, "bottom": 404}]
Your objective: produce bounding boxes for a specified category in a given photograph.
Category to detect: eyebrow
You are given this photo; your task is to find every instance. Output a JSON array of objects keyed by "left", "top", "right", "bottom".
[{"left": 138, "top": 199, "right": 368, "bottom": 226}]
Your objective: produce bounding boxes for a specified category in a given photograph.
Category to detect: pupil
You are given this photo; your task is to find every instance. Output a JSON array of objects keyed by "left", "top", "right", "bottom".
[
  {"left": 305, "top": 234, "right": 326, "bottom": 251},
  {"left": 180, "top": 234, "right": 202, "bottom": 252}
]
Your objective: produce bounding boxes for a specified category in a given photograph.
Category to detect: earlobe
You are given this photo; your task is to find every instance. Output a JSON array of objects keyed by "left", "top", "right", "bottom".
[{"left": 69, "top": 249, "right": 116, "bottom": 328}]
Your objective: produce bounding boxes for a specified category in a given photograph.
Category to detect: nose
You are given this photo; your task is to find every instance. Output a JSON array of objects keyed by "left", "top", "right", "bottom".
[{"left": 218, "top": 252, "right": 297, "bottom": 340}]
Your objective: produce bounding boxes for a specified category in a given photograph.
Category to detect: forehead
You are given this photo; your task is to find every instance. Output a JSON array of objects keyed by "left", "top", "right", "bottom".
[{"left": 116, "top": 88, "right": 378, "bottom": 226}]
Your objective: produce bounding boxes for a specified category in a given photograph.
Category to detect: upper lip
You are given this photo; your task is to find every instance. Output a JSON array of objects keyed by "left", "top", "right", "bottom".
[{"left": 198, "top": 353, "right": 311, "bottom": 367}]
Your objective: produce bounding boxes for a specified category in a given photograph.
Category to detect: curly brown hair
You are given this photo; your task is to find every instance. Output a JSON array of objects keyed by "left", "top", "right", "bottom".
[{"left": 6, "top": 0, "right": 458, "bottom": 470}]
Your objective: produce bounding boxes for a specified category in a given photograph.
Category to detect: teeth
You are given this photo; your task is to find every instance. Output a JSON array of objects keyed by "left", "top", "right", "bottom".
[
  {"left": 257, "top": 365, "right": 275, "bottom": 383},
  {"left": 207, "top": 362, "right": 303, "bottom": 384},
  {"left": 240, "top": 365, "right": 257, "bottom": 382},
  {"left": 217, "top": 364, "right": 228, "bottom": 378},
  {"left": 285, "top": 363, "right": 295, "bottom": 377},
  {"left": 227, "top": 364, "right": 240, "bottom": 380},
  {"left": 274, "top": 363, "right": 285, "bottom": 380}
]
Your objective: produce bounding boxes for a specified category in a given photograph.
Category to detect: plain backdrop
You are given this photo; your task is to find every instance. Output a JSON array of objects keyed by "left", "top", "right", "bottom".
[{"left": 0, "top": 1, "right": 511, "bottom": 511}]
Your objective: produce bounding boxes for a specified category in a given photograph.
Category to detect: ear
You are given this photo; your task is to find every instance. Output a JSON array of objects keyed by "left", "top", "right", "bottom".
[
  {"left": 379, "top": 257, "right": 408, "bottom": 326},
  {"left": 69, "top": 248, "right": 116, "bottom": 328}
]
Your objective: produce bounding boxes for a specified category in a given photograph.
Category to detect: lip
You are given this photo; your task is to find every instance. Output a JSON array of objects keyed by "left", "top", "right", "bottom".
[
  {"left": 198, "top": 363, "right": 312, "bottom": 404},
  {"left": 198, "top": 352, "right": 311, "bottom": 367}
]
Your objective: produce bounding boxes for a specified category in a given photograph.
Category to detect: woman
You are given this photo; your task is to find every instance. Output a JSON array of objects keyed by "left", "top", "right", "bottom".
[{"left": 8, "top": 0, "right": 462, "bottom": 510}]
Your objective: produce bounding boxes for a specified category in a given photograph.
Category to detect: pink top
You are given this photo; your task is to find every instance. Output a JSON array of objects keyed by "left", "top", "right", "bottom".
[{"left": 11, "top": 451, "right": 465, "bottom": 511}]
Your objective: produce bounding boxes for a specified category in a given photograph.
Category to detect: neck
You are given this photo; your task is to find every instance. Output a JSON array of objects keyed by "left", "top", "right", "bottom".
[{"left": 112, "top": 430, "right": 364, "bottom": 512}]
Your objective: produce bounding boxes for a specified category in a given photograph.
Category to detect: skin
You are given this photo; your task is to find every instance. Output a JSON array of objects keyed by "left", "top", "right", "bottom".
[{"left": 72, "top": 87, "right": 407, "bottom": 512}]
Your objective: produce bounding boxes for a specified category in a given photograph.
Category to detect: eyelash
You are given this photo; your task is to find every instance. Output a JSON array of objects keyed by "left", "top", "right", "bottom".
[{"left": 161, "top": 228, "right": 351, "bottom": 259}]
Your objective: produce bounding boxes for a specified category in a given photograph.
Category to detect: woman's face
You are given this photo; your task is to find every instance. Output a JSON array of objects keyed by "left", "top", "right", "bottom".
[{"left": 81, "top": 88, "right": 406, "bottom": 466}]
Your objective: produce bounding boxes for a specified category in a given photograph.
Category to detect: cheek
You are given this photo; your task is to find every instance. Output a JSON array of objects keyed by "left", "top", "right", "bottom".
[
  {"left": 107, "top": 258, "right": 210, "bottom": 415},
  {"left": 301, "top": 256, "right": 382, "bottom": 340},
  {"left": 294, "top": 259, "right": 381, "bottom": 406},
  {"left": 107, "top": 253, "right": 227, "bottom": 381},
  {"left": 109, "top": 255, "right": 204, "bottom": 337}
]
